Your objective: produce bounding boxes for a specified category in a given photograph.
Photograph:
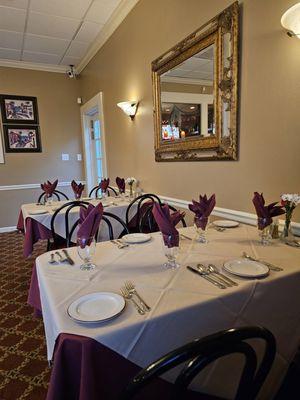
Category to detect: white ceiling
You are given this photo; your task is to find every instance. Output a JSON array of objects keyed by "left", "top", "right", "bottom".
[
  {"left": 0, "top": 0, "right": 123, "bottom": 68},
  {"left": 162, "top": 44, "right": 214, "bottom": 84}
]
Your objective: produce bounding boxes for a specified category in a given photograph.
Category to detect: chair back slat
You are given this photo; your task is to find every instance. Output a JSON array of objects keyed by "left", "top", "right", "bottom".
[
  {"left": 89, "top": 185, "right": 118, "bottom": 198},
  {"left": 38, "top": 189, "right": 69, "bottom": 203},
  {"left": 122, "top": 326, "right": 276, "bottom": 400},
  {"left": 100, "top": 211, "right": 129, "bottom": 240}
]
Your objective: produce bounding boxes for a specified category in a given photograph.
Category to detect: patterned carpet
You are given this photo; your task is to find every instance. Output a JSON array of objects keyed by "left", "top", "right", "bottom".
[{"left": 0, "top": 231, "right": 50, "bottom": 400}]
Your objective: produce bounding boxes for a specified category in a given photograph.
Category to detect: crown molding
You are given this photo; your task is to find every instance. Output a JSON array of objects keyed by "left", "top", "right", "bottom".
[
  {"left": 0, "top": 59, "right": 67, "bottom": 73},
  {"left": 77, "top": 0, "right": 140, "bottom": 73}
]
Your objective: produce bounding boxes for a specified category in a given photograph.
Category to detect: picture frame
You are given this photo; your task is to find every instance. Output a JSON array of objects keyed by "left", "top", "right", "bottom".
[
  {"left": 3, "top": 125, "right": 42, "bottom": 153},
  {"left": 0, "top": 94, "right": 39, "bottom": 125}
]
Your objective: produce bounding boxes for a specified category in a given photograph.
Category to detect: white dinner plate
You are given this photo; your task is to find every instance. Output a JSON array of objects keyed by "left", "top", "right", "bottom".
[
  {"left": 223, "top": 259, "right": 269, "bottom": 278},
  {"left": 213, "top": 220, "right": 239, "bottom": 228},
  {"left": 122, "top": 233, "right": 151, "bottom": 244},
  {"left": 28, "top": 209, "right": 48, "bottom": 215},
  {"left": 67, "top": 292, "right": 125, "bottom": 324}
]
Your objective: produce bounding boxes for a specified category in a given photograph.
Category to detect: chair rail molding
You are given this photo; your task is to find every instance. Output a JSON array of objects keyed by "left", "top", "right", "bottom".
[
  {"left": 0, "top": 181, "right": 86, "bottom": 191},
  {"left": 158, "top": 194, "right": 300, "bottom": 237}
]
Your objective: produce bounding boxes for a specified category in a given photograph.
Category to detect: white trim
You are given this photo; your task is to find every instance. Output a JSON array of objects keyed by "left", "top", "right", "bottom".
[
  {"left": 80, "top": 93, "right": 108, "bottom": 195},
  {"left": 0, "top": 181, "right": 85, "bottom": 191},
  {"left": 77, "top": 0, "right": 140, "bottom": 73},
  {"left": 0, "top": 59, "right": 67, "bottom": 73},
  {"left": 0, "top": 226, "right": 16, "bottom": 233},
  {"left": 158, "top": 194, "right": 300, "bottom": 236}
]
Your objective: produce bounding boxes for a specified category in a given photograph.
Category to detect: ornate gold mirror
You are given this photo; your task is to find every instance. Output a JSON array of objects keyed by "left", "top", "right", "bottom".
[{"left": 152, "top": 2, "right": 239, "bottom": 161}]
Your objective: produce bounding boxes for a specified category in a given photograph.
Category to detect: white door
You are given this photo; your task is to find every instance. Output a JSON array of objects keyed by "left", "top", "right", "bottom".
[{"left": 81, "top": 93, "right": 107, "bottom": 195}]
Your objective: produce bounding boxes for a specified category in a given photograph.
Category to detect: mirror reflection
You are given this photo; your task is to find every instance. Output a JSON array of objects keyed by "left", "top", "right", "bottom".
[{"left": 160, "top": 43, "right": 215, "bottom": 142}]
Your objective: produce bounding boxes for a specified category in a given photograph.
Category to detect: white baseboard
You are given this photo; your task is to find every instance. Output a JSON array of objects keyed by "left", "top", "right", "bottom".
[{"left": 0, "top": 226, "right": 16, "bottom": 233}]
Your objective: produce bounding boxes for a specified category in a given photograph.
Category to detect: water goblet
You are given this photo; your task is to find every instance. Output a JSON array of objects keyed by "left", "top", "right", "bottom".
[{"left": 77, "top": 236, "right": 96, "bottom": 270}]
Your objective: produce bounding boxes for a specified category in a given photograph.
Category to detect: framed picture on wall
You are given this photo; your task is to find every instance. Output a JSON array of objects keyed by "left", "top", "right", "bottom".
[
  {"left": 0, "top": 127, "right": 4, "bottom": 163},
  {"left": 3, "top": 125, "right": 42, "bottom": 153},
  {"left": 0, "top": 94, "right": 39, "bottom": 125}
]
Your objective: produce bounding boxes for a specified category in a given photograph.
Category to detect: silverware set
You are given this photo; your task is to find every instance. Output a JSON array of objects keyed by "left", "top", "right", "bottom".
[
  {"left": 111, "top": 239, "right": 129, "bottom": 249},
  {"left": 120, "top": 281, "right": 151, "bottom": 315},
  {"left": 187, "top": 264, "right": 238, "bottom": 289},
  {"left": 48, "top": 249, "right": 75, "bottom": 265},
  {"left": 242, "top": 252, "right": 283, "bottom": 271}
]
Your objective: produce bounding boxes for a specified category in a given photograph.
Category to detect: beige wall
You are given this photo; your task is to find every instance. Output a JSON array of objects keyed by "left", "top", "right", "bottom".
[
  {"left": 79, "top": 0, "right": 300, "bottom": 222},
  {"left": 0, "top": 67, "right": 83, "bottom": 227}
]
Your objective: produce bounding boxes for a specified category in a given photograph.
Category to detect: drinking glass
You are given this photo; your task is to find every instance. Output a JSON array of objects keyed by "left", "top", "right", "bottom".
[
  {"left": 194, "top": 216, "right": 209, "bottom": 243},
  {"left": 45, "top": 194, "right": 53, "bottom": 206},
  {"left": 161, "top": 235, "right": 180, "bottom": 270},
  {"left": 257, "top": 218, "right": 271, "bottom": 245},
  {"left": 77, "top": 236, "right": 96, "bottom": 270}
]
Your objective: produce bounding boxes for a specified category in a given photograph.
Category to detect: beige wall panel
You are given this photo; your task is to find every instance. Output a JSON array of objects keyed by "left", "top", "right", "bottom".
[{"left": 77, "top": 0, "right": 299, "bottom": 222}]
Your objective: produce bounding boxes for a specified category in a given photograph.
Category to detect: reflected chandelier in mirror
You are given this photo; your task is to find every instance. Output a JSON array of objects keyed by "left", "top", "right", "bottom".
[{"left": 152, "top": 2, "right": 239, "bottom": 161}]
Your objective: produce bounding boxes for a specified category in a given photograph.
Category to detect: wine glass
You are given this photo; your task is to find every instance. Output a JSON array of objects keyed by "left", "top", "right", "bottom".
[
  {"left": 194, "top": 216, "right": 209, "bottom": 243},
  {"left": 77, "top": 236, "right": 96, "bottom": 270},
  {"left": 45, "top": 193, "right": 53, "bottom": 206},
  {"left": 161, "top": 235, "right": 180, "bottom": 269}
]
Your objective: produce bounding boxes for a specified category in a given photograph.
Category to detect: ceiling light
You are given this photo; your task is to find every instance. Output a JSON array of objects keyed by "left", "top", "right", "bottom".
[{"left": 281, "top": 3, "right": 300, "bottom": 38}]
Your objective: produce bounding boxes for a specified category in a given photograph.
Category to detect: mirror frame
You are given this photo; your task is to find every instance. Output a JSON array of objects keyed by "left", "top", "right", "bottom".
[{"left": 152, "top": 2, "right": 239, "bottom": 162}]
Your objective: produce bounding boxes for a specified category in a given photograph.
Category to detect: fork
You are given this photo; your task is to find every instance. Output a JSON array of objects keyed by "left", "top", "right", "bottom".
[
  {"left": 111, "top": 240, "right": 128, "bottom": 249},
  {"left": 125, "top": 281, "right": 151, "bottom": 312},
  {"left": 120, "top": 287, "right": 145, "bottom": 315}
]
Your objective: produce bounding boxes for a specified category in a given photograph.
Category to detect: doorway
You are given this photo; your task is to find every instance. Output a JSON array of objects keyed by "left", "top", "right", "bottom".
[{"left": 80, "top": 93, "right": 107, "bottom": 195}]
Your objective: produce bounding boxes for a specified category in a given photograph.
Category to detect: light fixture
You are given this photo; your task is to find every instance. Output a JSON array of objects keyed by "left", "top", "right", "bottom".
[
  {"left": 117, "top": 101, "right": 139, "bottom": 120},
  {"left": 281, "top": 3, "right": 300, "bottom": 38}
]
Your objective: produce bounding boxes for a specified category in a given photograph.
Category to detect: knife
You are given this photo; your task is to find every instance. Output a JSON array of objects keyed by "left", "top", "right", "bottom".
[
  {"left": 186, "top": 266, "right": 226, "bottom": 289},
  {"left": 62, "top": 249, "right": 75, "bottom": 265}
]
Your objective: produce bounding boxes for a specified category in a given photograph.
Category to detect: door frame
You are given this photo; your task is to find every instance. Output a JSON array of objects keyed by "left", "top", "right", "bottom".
[{"left": 80, "top": 92, "right": 108, "bottom": 195}]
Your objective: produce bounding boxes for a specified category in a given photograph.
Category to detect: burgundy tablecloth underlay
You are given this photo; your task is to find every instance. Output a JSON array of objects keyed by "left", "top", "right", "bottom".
[
  {"left": 27, "top": 263, "right": 42, "bottom": 317},
  {"left": 18, "top": 210, "right": 52, "bottom": 257},
  {"left": 47, "top": 333, "right": 216, "bottom": 400}
]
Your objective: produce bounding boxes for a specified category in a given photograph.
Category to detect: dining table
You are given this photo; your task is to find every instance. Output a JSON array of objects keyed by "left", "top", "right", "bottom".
[
  {"left": 17, "top": 196, "right": 134, "bottom": 257},
  {"left": 28, "top": 224, "right": 300, "bottom": 400}
]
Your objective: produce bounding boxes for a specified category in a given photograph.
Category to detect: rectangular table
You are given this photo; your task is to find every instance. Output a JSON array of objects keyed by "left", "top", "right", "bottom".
[
  {"left": 34, "top": 225, "right": 300, "bottom": 399},
  {"left": 18, "top": 197, "right": 133, "bottom": 257}
]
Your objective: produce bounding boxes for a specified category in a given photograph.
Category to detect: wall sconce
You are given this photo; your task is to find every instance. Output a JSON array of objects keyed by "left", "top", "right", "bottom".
[
  {"left": 281, "top": 3, "right": 300, "bottom": 38},
  {"left": 117, "top": 101, "right": 139, "bottom": 120}
]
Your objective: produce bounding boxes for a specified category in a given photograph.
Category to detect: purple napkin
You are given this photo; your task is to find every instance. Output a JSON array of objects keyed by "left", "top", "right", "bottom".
[
  {"left": 77, "top": 203, "right": 104, "bottom": 245},
  {"left": 116, "top": 177, "right": 125, "bottom": 193},
  {"left": 41, "top": 179, "right": 58, "bottom": 196},
  {"left": 100, "top": 178, "right": 110, "bottom": 192},
  {"left": 188, "top": 194, "right": 216, "bottom": 229},
  {"left": 152, "top": 203, "right": 185, "bottom": 247},
  {"left": 252, "top": 192, "right": 285, "bottom": 230},
  {"left": 71, "top": 180, "right": 85, "bottom": 199}
]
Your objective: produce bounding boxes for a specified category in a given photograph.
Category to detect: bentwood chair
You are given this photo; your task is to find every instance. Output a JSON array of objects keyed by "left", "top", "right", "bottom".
[
  {"left": 89, "top": 185, "right": 118, "bottom": 198},
  {"left": 122, "top": 326, "right": 276, "bottom": 400},
  {"left": 125, "top": 194, "right": 162, "bottom": 233},
  {"left": 99, "top": 211, "right": 129, "bottom": 240},
  {"left": 49, "top": 200, "right": 90, "bottom": 249},
  {"left": 38, "top": 189, "right": 69, "bottom": 204}
]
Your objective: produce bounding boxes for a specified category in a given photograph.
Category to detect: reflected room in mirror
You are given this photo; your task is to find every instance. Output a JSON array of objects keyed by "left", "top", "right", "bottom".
[
  {"left": 160, "top": 44, "right": 215, "bottom": 143},
  {"left": 152, "top": 2, "right": 239, "bottom": 161}
]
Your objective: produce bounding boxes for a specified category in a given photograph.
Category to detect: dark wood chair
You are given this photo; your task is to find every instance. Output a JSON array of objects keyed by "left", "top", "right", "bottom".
[
  {"left": 122, "top": 326, "right": 276, "bottom": 400},
  {"left": 125, "top": 194, "right": 162, "bottom": 233},
  {"left": 38, "top": 189, "right": 69, "bottom": 203},
  {"left": 89, "top": 185, "right": 118, "bottom": 198}
]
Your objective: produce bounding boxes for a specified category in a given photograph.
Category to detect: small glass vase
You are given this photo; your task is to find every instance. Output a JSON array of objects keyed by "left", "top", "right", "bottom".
[
  {"left": 161, "top": 235, "right": 180, "bottom": 270},
  {"left": 129, "top": 184, "right": 134, "bottom": 200},
  {"left": 194, "top": 216, "right": 209, "bottom": 243},
  {"left": 280, "top": 217, "right": 295, "bottom": 243}
]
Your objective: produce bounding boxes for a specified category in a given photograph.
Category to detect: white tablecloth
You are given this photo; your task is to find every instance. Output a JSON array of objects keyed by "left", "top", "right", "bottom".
[
  {"left": 21, "top": 197, "right": 134, "bottom": 241},
  {"left": 35, "top": 225, "right": 300, "bottom": 399}
]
